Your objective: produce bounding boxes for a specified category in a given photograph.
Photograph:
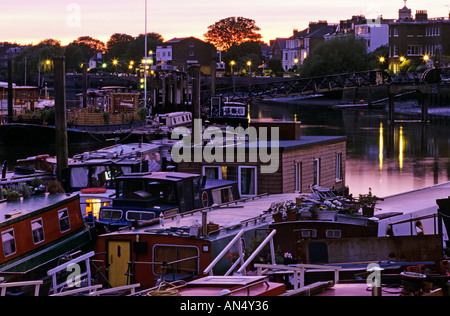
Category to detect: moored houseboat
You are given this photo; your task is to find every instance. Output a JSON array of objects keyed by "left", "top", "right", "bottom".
[
  {"left": 207, "top": 97, "right": 248, "bottom": 128},
  {"left": 96, "top": 171, "right": 240, "bottom": 230},
  {"left": 0, "top": 193, "right": 92, "bottom": 284},
  {"left": 93, "top": 193, "right": 298, "bottom": 289}
]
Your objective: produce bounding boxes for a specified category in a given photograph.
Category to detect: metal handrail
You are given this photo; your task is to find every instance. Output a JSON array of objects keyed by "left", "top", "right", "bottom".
[
  {"left": 203, "top": 229, "right": 245, "bottom": 276},
  {"left": 237, "top": 229, "right": 277, "bottom": 275}
]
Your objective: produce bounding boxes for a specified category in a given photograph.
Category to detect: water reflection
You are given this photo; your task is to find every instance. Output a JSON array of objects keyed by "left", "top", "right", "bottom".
[
  {"left": 379, "top": 123, "right": 384, "bottom": 171},
  {"left": 251, "top": 99, "right": 450, "bottom": 198}
]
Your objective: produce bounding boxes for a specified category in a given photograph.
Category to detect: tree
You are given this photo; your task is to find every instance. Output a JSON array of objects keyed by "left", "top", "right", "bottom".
[
  {"left": 13, "top": 39, "right": 65, "bottom": 84},
  {"left": 124, "top": 33, "right": 164, "bottom": 61},
  {"left": 204, "top": 17, "right": 262, "bottom": 51},
  {"left": 266, "top": 58, "right": 284, "bottom": 77},
  {"left": 68, "top": 36, "right": 106, "bottom": 61},
  {"left": 223, "top": 41, "right": 263, "bottom": 76},
  {"left": 106, "top": 33, "right": 134, "bottom": 59},
  {"left": 300, "top": 35, "right": 369, "bottom": 77},
  {"left": 64, "top": 44, "right": 84, "bottom": 72}
]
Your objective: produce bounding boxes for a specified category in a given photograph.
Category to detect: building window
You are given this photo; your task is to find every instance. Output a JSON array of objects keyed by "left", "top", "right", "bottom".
[
  {"left": 189, "top": 51, "right": 195, "bottom": 57},
  {"left": 239, "top": 166, "right": 257, "bottom": 196},
  {"left": 203, "top": 166, "right": 222, "bottom": 180},
  {"left": 407, "top": 45, "right": 423, "bottom": 56},
  {"left": 31, "top": 219, "right": 45, "bottom": 244},
  {"left": 392, "top": 45, "right": 399, "bottom": 57},
  {"left": 295, "top": 162, "right": 302, "bottom": 192},
  {"left": 313, "top": 158, "right": 320, "bottom": 186},
  {"left": 1, "top": 229, "right": 16, "bottom": 257},
  {"left": 58, "top": 209, "right": 71, "bottom": 233},
  {"left": 336, "top": 153, "right": 343, "bottom": 182},
  {"left": 393, "top": 27, "right": 399, "bottom": 37},
  {"left": 189, "top": 42, "right": 195, "bottom": 48}
]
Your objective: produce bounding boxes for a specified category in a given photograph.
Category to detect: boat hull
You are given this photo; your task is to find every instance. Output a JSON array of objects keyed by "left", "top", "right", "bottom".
[{"left": 0, "top": 123, "right": 146, "bottom": 147}]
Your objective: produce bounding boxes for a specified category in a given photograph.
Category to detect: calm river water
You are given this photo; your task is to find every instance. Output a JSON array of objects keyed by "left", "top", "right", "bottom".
[{"left": 250, "top": 97, "right": 450, "bottom": 198}]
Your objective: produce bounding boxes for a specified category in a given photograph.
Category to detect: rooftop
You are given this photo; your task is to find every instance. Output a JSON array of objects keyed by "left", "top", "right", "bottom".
[{"left": 0, "top": 193, "right": 78, "bottom": 228}]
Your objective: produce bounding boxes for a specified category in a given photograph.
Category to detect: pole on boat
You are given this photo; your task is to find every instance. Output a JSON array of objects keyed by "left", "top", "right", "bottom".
[
  {"left": 7, "top": 59, "right": 13, "bottom": 123},
  {"left": 144, "top": 0, "right": 148, "bottom": 110},
  {"left": 54, "top": 57, "right": 68, "bottom": 182}
]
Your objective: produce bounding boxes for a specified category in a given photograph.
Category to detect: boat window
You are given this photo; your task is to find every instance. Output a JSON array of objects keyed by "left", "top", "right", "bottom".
[
  {"left": 415, "top": 221, "right": 424, "bottom": 235},
  {"left": 58, "top": 209, "right": 71, "bottom": 233},
  {"left": 99, "top": 209, "right": 123, "bottom": 220},
  {"left": 325, "top": 230, "right": 341, "bottom": 238},
  {"left": 31, "top": 219, "right": 45, "bottom": 244},
  {"left": 126, "top": 211, "right": 156, "bottom": 221},
  {"left": 211, "top": 187, "right": 233, "bottom": 205},
  {"left": 153, "top": 245, "right": 199, "bottom": 281},
  {"left": 147, "top": 182, "right": 176, "bottom": 203},
  {"left": 1, "top": 229, "right": 16, "bottom": 257},
  {"left": 297, "top": 229, "right": 317, "bottom": 238}
]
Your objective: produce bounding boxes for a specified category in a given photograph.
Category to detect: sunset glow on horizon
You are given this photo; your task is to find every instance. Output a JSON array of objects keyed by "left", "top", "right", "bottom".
[{"left": 1, "top": 0, "right": 449, "bottom": 46}]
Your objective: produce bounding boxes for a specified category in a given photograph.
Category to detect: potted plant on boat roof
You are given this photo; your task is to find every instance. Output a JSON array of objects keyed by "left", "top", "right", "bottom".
[
  {"left": 269, "top": 201, "right": 285, "bottom": 222},
  {"left": 3, "top": 185, "right": 22, "bottom": 202},
  {"left": 285, "top": 200, "right": 299, "bottom": 221},
  {"left": 359, "top": 188, "right": 380, "bottom": 217}
]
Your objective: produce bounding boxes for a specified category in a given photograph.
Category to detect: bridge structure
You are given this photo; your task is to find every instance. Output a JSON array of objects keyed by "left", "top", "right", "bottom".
[{"left": 202, "top": 68, "right": 450, "bottom": 124}]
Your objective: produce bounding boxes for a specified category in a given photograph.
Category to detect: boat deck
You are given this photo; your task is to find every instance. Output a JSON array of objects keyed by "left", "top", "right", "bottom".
[
  {"left": 376, "top": 181, "right": 450, "bottom": 216},
  {"left": 143, "top": 193, "right": 299, "bottom": 236}
]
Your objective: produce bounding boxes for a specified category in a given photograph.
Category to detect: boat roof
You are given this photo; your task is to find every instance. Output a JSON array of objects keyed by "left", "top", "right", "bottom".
[
  {"left": 0, "top": 193, "right": 79, "bottom": 228},
  {"left": 101, "top": 193, "right": 299, "bottom": 240},
  {"left": 116, "top": 172, "right": 201, "bottom": 182}
]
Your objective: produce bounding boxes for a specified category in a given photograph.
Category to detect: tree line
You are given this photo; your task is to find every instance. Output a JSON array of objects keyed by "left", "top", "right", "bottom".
[{"left": 3, "top": 16, "right": 390, "bottom": 84}]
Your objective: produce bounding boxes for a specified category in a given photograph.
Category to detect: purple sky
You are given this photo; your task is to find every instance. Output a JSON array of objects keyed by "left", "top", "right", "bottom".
[{"left": 1, "top": 0, "right": 449, "bottom": 45}]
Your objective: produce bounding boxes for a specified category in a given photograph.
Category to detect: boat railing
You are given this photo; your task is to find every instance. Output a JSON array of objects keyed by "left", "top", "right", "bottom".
[
  {"left": 204, "top": 229, "right": 278, "bottom": 277},
  {"left": 0, "top": 280, "right": 43, "bottom": 296},
  {"left": 237, "top": 229, "right": 277, "bottom": 275},
  {"left": 204, "top": 229, "right": 246, "bottom": 276},
  {"left": 387, "top": 213, "right": 441, "bottom": 236},
  {"left": 47, "top": 251, "right": 95, "bottom": 295},
  {"left": 253, "top": 263, "right": 342, "bottom": 290}
]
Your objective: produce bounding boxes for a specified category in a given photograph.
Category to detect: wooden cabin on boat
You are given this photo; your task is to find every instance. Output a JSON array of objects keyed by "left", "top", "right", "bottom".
[
  {"left": 0, "top": 193, "right": 91, "bottom": 282},
  {"left": 0, "top": 83, "right": 53, "bottom": 120},
  {"left": 69, "top": 86, "right": 141, "bottom": 126}
]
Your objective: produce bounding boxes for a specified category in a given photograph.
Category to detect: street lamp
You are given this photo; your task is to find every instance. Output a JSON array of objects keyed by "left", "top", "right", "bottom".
[
  {"left": 247, "top": 61, "right": 252, "bottom": 77},
  {"left": 423, "top": 55, "right": 430, "bottom": 62},
  {"left": 293, "top": 58, "right": 299, "bottom": 76},
  {"left": 379, "top": 57, "right": 385, "bottom": 63},
  {"left": 230, "top": 60, "right": 236, "bottom": 75}
]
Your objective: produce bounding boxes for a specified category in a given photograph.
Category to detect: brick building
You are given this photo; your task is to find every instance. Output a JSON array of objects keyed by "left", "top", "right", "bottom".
[
  {"left": 156, "top": 37, "right": 217, "bottom": 75},
  {"left": 388, "top": 3, "right": 450, "bottom": 73}
]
